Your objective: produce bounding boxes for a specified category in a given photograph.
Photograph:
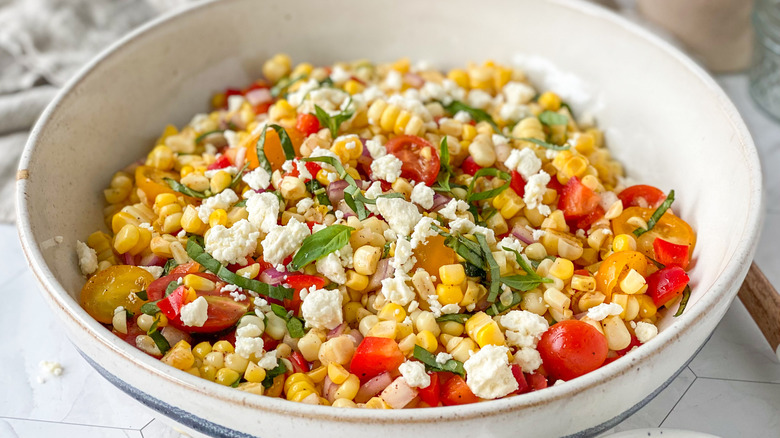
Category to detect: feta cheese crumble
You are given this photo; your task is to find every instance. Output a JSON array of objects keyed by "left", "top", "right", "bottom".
[
  {"left": 435, "top": 352, "right": 453, "bottom": 365},
  {"left": 410, "top": 182, "right": 435, "bottom": 209},
  {"left": 365, "top": 139, "right": 387, "bottom": 159},
  {"left": 235, "top": 336, "right": 264, "bottom": 359},
  {"left": 301, "top": 287, "right": 343, "bottom": 330},
  {"left": 261, "top": 218, "right": 310, "bottom": 265},
  {"left": 243, "top": 167, "right": 271, "bottom": 191},
  {"left": 371, "top": 154, "right": 403, "bottom": 183},
  {"left": 504, "top": 148, "right": 542, "bottom": 180},
  {"left": 381, "top": 274, "right": 416, "bottom": 307},
  {"left": 398, "top": 361, "right": 430, "bottom": 388},
  {"left": 197, "top": 189, "right": 239, "bottom": 223},
  {"left": 139, "top": 266, "right": 164, "bottom": 279},
  {"left": 180, "top": 296, "right": 209, "bottom": 327},
  {"left": 376, "top": 197, "right": 422, "bottom": 237},
  {"left": 635, "top": 321, "right": 659, "bottom": 343},
  {"left": 316, "top": 251, "right": 347, "bottom": 284},
  {"left": 500, "top": 310, "right": 549, "bottom": 349},
  {"left": 463, "top": 345, "right": 518, "bottom": 399},
  {"left": 75, "top": 240, "right": 98, "bottom": 275},
  {"left": 523, "top": 171, "right": 551, "bottom": 216},
  {"left": 205, "top": 219, "right": 260, "bottom": 265},
  {"left": 587, "top": 302, "right": 624, "bottom": 321}
]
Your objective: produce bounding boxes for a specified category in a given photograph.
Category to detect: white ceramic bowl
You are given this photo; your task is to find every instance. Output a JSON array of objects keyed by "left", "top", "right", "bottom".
[{"left": 16, "top": 0, "right": 763, "bottom": 436}]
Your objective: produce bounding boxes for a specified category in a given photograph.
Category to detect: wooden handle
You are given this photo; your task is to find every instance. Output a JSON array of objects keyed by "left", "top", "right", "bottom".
[{"left": 737, "top": 262, "right": 780, "bottom": 360}]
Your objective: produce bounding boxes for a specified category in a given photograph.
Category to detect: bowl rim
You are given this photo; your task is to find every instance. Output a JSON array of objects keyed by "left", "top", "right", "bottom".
[{"left": 15, "top": 0, "right": 764, "bottom": 425}]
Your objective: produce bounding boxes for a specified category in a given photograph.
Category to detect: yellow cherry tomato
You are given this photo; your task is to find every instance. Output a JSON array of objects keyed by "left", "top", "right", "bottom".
[
  {"left": 80, "top": 265, "right": 153, "bottom": 324},
  {"left": 413, "top": 234, "right": 457, "bottom": 279},
  {"left": 595, "top": 250, "right": 647, "bottom": 301},
  {"left": 611, "top": 206, "right": 696, "bottom": 260},
  {"left": 134, "top": 165, "right": 178, "bottom": 204}
]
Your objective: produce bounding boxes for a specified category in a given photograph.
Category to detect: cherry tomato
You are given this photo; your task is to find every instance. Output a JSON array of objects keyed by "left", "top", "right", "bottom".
[
  {"left": 284, "top": 274, "right": 328, "bottom": 314},
  {"left": 646, "top": 266, "right": 689, "bottom": 307},
  {"left": 296, "top": 113, "right": 321, "bottom": 137},
  {"left": 575, "top": 205, "right": 605, "bottom": 231},
  {"left": 618, "top": 185, "right": 666, "bottom": 209},
  {"left": 169, "top": 261, "right": 201, "bottom": 276},
  {"left": 538, "top": 320, "right": 609, "bottom": 381},
  {"left": 510, "top": 170, "right": 526, "bottom": 197},
  {"left": 413, "top": 234, "right": 457, "bottom": 279},
  {"left": 80, "top": 265, "right": 153, "bottom": 324},
  {"left": 160, "top": 285, "right": 249, "bottom": 334},
  {"left": 616, "top": 334, "right": 641, "bottom": 356},
  {"left": 440, "top": 375, "right": 479, "bottom": 406},
  {"left": 385, "top": 135, "right": 440, "bottom": 185},
  {"left": 349, "top": 337, "right": 405, "bottom": 382},
  {"left": 510, "top": 364, "right": 530, "bottom": 395},
  {"left": 146, "top": 272, "right": 220, "bottom": 301},
  {"left": 558, "top": 176, "right": 601, "bottom": 220},
  {"left": 134, "top": 165, "right": 179, "bottom": 203},
  {"left": 206, "top": 155, "right": 232, "bottom": 171},
  {"left": 612, "top": 207, "right": 696, "bottom": 260},
  {"left": 290, "top": 351, "right": 310, "bottom": 373},
  {"left": 461, "top": 156, "right": 482, "bottom": 176},
  {"left": 595, "top": 251, "right": 648, "bottom": 300},
  {"left": 243, "top": 127, "right": 305, "bottom": 172},
  {"left": 417, "top": 372, "right": 440, "bottom": 406},
  {"left": 525, "top": 372, "right": 549, "bottom": 391},
  {"left": 653, "top": 238, "right": 691, "bottom": 270}
]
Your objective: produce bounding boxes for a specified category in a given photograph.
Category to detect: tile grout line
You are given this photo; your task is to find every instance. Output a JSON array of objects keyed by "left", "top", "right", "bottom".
[
  {"left": 0, "top": 415, "right": 142, "bottom": 431},
  {"left": 140, "top": 418, "right": 155, "bottom": 430},
  {"left": 694, "top": 375, "right": 780, "bottom": 385},
  {"left": 658, "top": 374, "right": 697, "bottom": 427}
]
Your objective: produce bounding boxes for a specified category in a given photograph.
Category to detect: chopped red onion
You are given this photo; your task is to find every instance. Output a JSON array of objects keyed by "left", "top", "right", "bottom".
[
  {"left": 366, "top": 259, "right": 393, "bottom": 292},
  {"left": 431, "top": 193, "right": 452, "bottom": 212},
  {"left": 380, "top": 377, "right": 418, "bottom": 409},
  {"left": 121, "top": 252, "right": 137, "bottom": 266},
  {"left": 161, "top": 326, "right": 191, "bottom": 346},
  {"left": 323, "top": 376, "right": 339, "bottom": 402},
  {"left": 327, "top": 180, "right": 350, "bottom": 204},
  {"left": 259, "top": 268, "right": 287, "bottom": 285},
  {"left": 403, "top": 73, "right": 424, "bottom": 88},
  {"left": 355, "top": 372, "right": 393, "bottom": 403},
  {"left": 245, "top": 88, "right": 272, "bottom": 106},
  {"left": 345, "top": 329, "right": 363, "bottom": 348},
  {"left": 511, "top": 224, "right": 535, "bottom": 245},
  {"left": 140, "top": 253, "right": 166, "bottom": 267},
  {"left": 327, "top": 323, "right": 346, "bottom": 339}
]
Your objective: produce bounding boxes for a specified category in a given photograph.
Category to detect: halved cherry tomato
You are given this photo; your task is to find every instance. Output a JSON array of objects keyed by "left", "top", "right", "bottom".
[
  {"left": 538, "top": 320, "right": 609, "bottom": 381},
  {"left": 80, "top": 265, "right": 153, "bottom": 323},
  {"left": 243, "top": 127, "right": 305, "bottom": 172},
  {"left": 418, "top": 372, "right": 440, "bottom": 406},
  {"left": 510, "top": 364, "right": 530, "bottom": 395},
  {"left": 170, "top": 261, "right": 202, "bottom": 276},
  {"left": 618, "top": 185, "right": 666, "bottom": 209},
  {"left": 616, "top": 334, "right": 641, "bottom": 356},
  {"left": 134, "top": 165, "right": 179, "bottom": 203},
  {"left": 413, "top": 234, "right": 457, "bottom": 280},
  {"left": 440, "top": 375, "right": 479, "bottom": 406},
  {"left": 157, "top": 285, "right": 192, "bottom": 319},
  {"left": 510, "top": 170, "right": 526, "bottom": 197},
  {"left": 160, "top": 286, "right": 249, "bottom": 334},
  {"left": 206, "top": 155, "right": 232, "bottom": 171},
  {"left": 349, "top": 337, "right": 405, "bottom": 382},
  {"left": 653, "top": 238, "right": 691, "bottom": 270},
  {"left": 525, "top": 372, "right": 549, "bottom": 391},
  {"left": 146, "top": 272, "right": 220, "bottom": 301},
  {"left": 296, "top": 113, "right": 321, "bottom": 137},
  {"left": 595, "top": 251, "right": 648, "bottom": 300},
  {"left": 612, "top": 206, "right": 696, "bottom": 260},
  {"left": 385, "top": 135, "right": 440, "bottom": 186},
  {"left": 558, "top": 176, "right": 601, "bottom": 220},
  {"left": 646, "top": 266, "right": 689, "bottom": 307},
  {"left": 284, "top": 274, "right": 328, "bottom": 314},
  {"left": 283, "top": 160, "right": 320, "bottom": 182},
  {"left": 575, "top": 205, "right": 605, "bottom": 231},
  {"left": 461, "top": 156, "right": 482, "bottom": 176}
]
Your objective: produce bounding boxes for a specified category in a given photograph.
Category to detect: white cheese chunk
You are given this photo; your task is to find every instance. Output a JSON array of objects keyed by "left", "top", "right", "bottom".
[
  {"left": 243, "top": 167, "right": 271, "bottom": 191},
  {"left": 197, "top": 189, "right": 239, "bottom": 223},
  {"left": 180, "top": 296, "right": 209, "bottom": 327},
  {"left": 381, "top": 274, "right": 415, "bottom": 307},
  {"left": 463, "top": 345, "right": 518, "bottom": 399},
  {"left": 205, "top": 219, "right": 260, "bottom": 265},
  {"left": 316, "top": 252, "right": 347, "bottom": 284},
  {"left": 500, "top": 310, "right": 549, "bottom": 349},
  {"left": 260, "top": 218, "right": 310, "bottom": 265},
  {"left": 371, "top": 154, "right": 403, "bottom": 183},
  {"left": 376, "top": 197, "right": 422, "bottom": 237},
  {"left": 505, "top": 148, "right": 542, "bottom": 180},
  {"left": 410, "top": 182, "right": 435, "bottom": 210},
  {"left": 523, "top": 171, "right": 551, "bottom": 216},
  {"left": 301, "top": 287, "right": 343, "bottom": 330},
  {"left": 398, "top": 361, "right": 431, "bottom": 388},
  {"left": 635, "top": 321, "right": 659, "bottom": 343},
  {"left": 75, "top": 240, "right": 98, "bottom": 275},
  {"left": 587, "top": 302, "right": 624, "bottom": 321}
]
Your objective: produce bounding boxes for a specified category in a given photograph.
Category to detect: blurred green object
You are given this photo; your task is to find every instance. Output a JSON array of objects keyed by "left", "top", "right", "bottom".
[{"left": 751, "top": 0, "right": 780, "bottom": 121}]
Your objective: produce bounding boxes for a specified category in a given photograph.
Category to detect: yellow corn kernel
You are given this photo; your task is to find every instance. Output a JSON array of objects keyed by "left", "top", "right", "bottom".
[
  {"left": 147, "top": 145, "right": 175, "bottom": 170},
  {"left": 316, "top": 169, "right": 334, "bottom": 186},
  {"left": 291, "top": 62, "right": 313, "bottom": 78},
  {"left": 577, "top": 291, "right": 607, "bottom": 312},
  {"left": 327, "top": 363, "right": 350, "bottom": 385},
  {"left": 212, "top": 340, "right": 235, "bottom": 354},
  {"left": 620, "top": 269, "right": 647, "bottom": 295},
  {"left": 377, "top": 303, "right": 407, "bottom": 323},
  {"left": 183, "top": 274, "right": 216, "bottom": 291},
  {"left": 244, "top": 361, "right": 267, "bottom": 383},
  {"left": 439, "top": 264, "right": 466, "bottom": 286},
  {"left": 344, "top": 79, "right": 364, "bottom": 95},
  {"left": 416, "top": 330, "right": 438, "bottom": 353},
  {"left": 543, "top": 288, "right": 571, "bottom": 311},
  {"left": 209, "top": 170, "right": 233, "bottom": 194},
  {"left": 180, "top": 165, "right": 195, "bottom": 178},
  {"left": 215, "top": 368, "right": 241, "bottom": 386},
  {"left": 613, "top": 234, "right": 637, "bottom": 252},
  {"left": 635, "top": 294, "right": 658, "bottom": 319},
  {"left": 364, "top": 397, "right": 391, "bottom": 409},
  {"left": 263, "top": 54, "right": 292, "bottom": 83},
  {"left": 447, "top": 69, "right": 470, "bottom": 89},
  {"left": 284, "top": 373, "right": 313, "bottom": 393},
  {"left": 549, "top": 258, "right": 574, "bottom": 281},
  {"left": 538, "top": 91, "right": 561, "bottom": 111},
  {"left": 199, "top": 365, "right": 218, "bottom": 381},
  {"left": 208, "top": 209, "right": 228, "bottom": 228},
  {"left": 443, "top": 336, "right": 478, "bottom": 362},
  {"left": 392, "top": 57, "right": 410, "bottom": 73},
  {"left": 465, "top": 312, "right": 506, "bottom": 347},
  {"left": 192, "top": 341, "right": 212, "bottom": 359},
  {"left": 573, "top": 133, "right": 596, "bottom": 155},
  {"left": 561, "top": 155, "right": 589, "bottom": 181},
  {"left": 353, "top": 245, "right": 381, "bottom": 276},
  {"left": 367, "top": 320, "right": 397, "bottom": 339},
  {"left": 306, "top": 365, "right": 328, "bottom": 383},
  {"left": 154, "top": 193, "right": 178, "bottom": 211},
  {"left": 235, "top": 263, "right": 260, "bottom": 280},
  {"left": 111, "top": 211, "right": 140, "bottom": 234},
  {"left": 334, "top": 373, "right": 360, "bottom": 400},
  {"left": 492, "top": 188, "right": 524, "bottom": 219},
  {"left": 344, "top": 270, "right": 369, "bottom": 292},
  {"left": 602, "top": 315, "right": 631, "bottom": 350},
  {"left": 571, "top": 274, "right": 597, "bottom": 292},
  {"left": 436, "top": 284, "right": 464, "bottom": 306},
  {"left": 113, "top": 224, "right": 140, "bottom": 254},
  {"left": 160, "top": 340, "right": 194, "bottom": 370},
  {"left": 439, "top": 320, "right": 464, "bottom": 337},
  {"left": 332, "top": 398, "right": 357, "bottom": 408},
  {"left": 461, "top": 124, "right": 477, "bottom": 141},
  {"left": 181, "top": 205, "right": 207, "bottom": 234}
]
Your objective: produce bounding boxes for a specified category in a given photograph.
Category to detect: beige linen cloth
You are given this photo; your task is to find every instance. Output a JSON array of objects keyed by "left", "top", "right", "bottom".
[{"left": 0, "top": 0, "right": 190, "bottom": 223}]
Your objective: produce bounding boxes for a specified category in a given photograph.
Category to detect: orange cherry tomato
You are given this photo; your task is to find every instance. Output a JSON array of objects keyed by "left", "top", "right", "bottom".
[
  {"left": 80, "top": 265, "right": 153, "bottom": 324},
  {"left": 243, "top": 126, "right": 305, "bottom": 172},
  {"left": 134, "top": 165, "right": 179, "bottom": 204},
  {"left": 413, "top": 234, "right": 457, "bottom": 278},
  {"left": 611, "top": 207, "right": 696, "bottom": 260},
  {"left": 595, "top": 251, "right": 648, "bottom": 300},
  {"left": 385, "top": 135, "right": 440, "bottom": 186},
  {"left": 440, "top": 375, "right": 479, "bottom": 406},
  {"left": 538, "top": 320, "right": 608, "bottom": 381}
]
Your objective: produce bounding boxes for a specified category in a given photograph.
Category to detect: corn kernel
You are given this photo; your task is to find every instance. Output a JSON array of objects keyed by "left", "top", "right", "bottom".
[
  {"left": 244, "top": 361, "right": 267, "bottom": 383},
  {"left": 439, "top": 264, "right": 466, "bottom": 286},
  {"left": 620, "top": 269, "right": 647, "bottom": 294},
  {"left": 465, "top": 312, "right": 505, "bottom": 347},
  {"left": 183, "top": 274, "right": 216, "bottom": 291},
  {"left": 215, "top": 367, "right": 241, "bottom": 386},
  {"left": 344, "top": 270, "right": 369, "bottom": 291},
  {"left": 613, "top": 234, "right": 637, "bottom": 252},
  {"left": 377, "top": 303, "right": 407, "bottom": 322},
  {"left": 538, "top": 91, "right": 561, "bottom": 111},
  {"left": 436, "top": 284, "right": 464, "bottom": 306},
  {"left": 549, "top": 258, "right": 574, "bottom": 280},
  {"left": 416, "top": 330, "right": 439, "bottom": 353},
  {"left": 327, "top": 363, "right": 350, "bottom": 385},
  {"left": 212, "top": 340, "right": 235, "bottom": 354}
]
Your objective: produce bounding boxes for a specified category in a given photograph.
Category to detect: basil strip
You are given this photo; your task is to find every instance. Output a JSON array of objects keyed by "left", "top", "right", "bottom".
[
  {"left": 135, "top": 290, "right": 149, "bottom": 301},
  {"left": 270, "top": 303, "right": 306, "bottom": 338},
  {"left": 434, "top": 137, "right": 453, "bottom": 193},
  {"left": 674, "top": 285, "right": 691, "bottom": 317},
  {"left": 195, "top": 129, "right": 224, "bottom": 145},
  {"left": 162, "top": 259, "right": 178, "bottom": 275},
  {"left": 255, "top": 124, "right": 296, "bottom": 172},
  {"left": 185, "top": 238, "right": 293, "bottom": 300},
  {"left": 313, "top": 98, "right": 354, "bottom": 138},
  {"left": 435, "top": 313, "right": 471, "bottom": 324},
  {"left": 164, "top": 178, "right": 208, "bottom": 199},
  {"left": 499, "top": 274, "right": 547, "bottom": 291},
  {"left": 270, "top": 74, "right": 306, "bottom": 98},
  {"left": 466, "top": 168, "right": 511, "bottom": 202},
  {"left": 443, "top": 234, "right": 484, "bottom": 269},
  {"left": 413, "top": 345, "right": 465, "bottom": 377},
  {"left": 476, "top": 233, "right": 501, "bottom": 303},
  {"left": 262, "top": 361, "right": 288, "bottom": 388},
  {"left": 140, "top": 301, "right": 161, "bottom": 315},
  {"left": 633, "top": 190, "right": 675, "bottom": 237},
  {"left": 147, "top": 318, "right": 170, "bottom": 355},
  {"left": 288, "top": 225, "right": 354, "bottom": 271},
  {"left": 165, "top": 281, "right": 179, "bottom": 296},
  {"left": 302, "top": 156, "right": 377, "bottom": 220},
  {"left": 517, "top": 137, "right": 571, "bottom": 151},
  {"left": 234, "top": 199, "right": 247, "bottom": 207},
  {"left": 538, "top": 110, "right": 568, "bottom": 126},
  {"left": 486, "top": 290, "right": 523, "bottom": 316},
  {"left": 306, "top": 179, "right": 331, "bottom": 206},
  {"left": 229, "top": 162, "right": 250, "bottom": 189},
  {"left": 442, "top": 100, "right": 498, "bottom": 131}
]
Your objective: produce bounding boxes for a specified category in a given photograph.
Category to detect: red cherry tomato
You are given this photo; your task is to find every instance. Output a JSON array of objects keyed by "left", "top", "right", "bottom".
[
  {"left": 385, "top": 135, "right": 440, "bottom": 185},
  {"left": 616, "top": 334, "right": 641, "bottom": 356},
  {"left": 284, "top": 274, "right": 328, "bottom": 314},
  {"left": 510, "top": 170, "right": 526, "bottom": 197},
  {"left": 510, "top": 364, "right": 530, "bottom": 395},
  {"left": 461, "top": 156, "right": 482, "bottom": 176},
  {"left": 206, "top": 155, "right": 232, "bottom": 171},
  {"left": 417, "top": 372, "right": 440, "bottom": 406},
  {"left": 646, "top": 266, "right": 689, "bottom": 307},
  {"left": 575, "top": 205, "right": 605, "bottom": 231},
  {"left": 618, "top": 185, "right": 666, "bottom": 209},
  {"left": 558, "top": 176, "right": 601, "bottom": 220},
  {"left": 525, "top": 372, "right": 549, "bottom": 391},
  {"left": 653, "top": 238, "right": 691, "bottom": 270},
  {"left": 160, "top": 287, "right": 248, "bottom": 334},
  {"left": 349, "top": 337, "right": 405, "bottom": 382},
  {"left": 146, "top": 272, "right": 220, "bottom": 301},
  {"left": 440, "top": 375, "right": 479, "bottom": 406},
  {"left": 296, "top": 113, "right": 321, "bottom": 137},
  {"left": 169, "top": 261, "right": 201, "bottom": 277},
  {"left": 538, "top": 320, "right": 609, "bottom": 381}
]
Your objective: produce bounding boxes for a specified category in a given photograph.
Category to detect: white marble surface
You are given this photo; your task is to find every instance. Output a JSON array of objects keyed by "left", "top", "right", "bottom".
[{"left": 2, "top": 74, "right": 779, "bottom": 438}]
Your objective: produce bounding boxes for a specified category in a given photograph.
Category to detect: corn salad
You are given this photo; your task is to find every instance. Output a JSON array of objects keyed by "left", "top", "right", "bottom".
[{"left": 77, "top": 55, "right": 697, "bottom": 408}]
